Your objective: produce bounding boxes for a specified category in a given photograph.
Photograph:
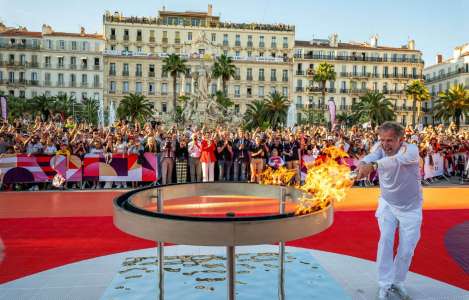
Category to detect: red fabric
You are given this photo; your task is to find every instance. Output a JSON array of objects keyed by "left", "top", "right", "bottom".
[
  {"left": 0, "top": 210, "right": 468, "bottom": 291},
  {"left": 200, "top": 139, "right": 216, "bottom": 163}
]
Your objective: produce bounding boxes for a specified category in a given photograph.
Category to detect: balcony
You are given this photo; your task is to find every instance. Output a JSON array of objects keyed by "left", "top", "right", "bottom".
[
  {"left": 258, "top": 76, "right": 265, "bottom": 81},
  {"left": 234, "top": 75, "right": 241, "bottom": 80},
  {"left": 110, "top": 34, "right": 116, "bottom": 40},
  {"left": 44, "top": 80, "right": 51, "bottom": 87},
  {"left": 93, "top": 82, "right": 100, "bottom": 88},
  {"left": 135, "top": 72, "right": 142, "bottom": 77},
  {"left": 340, "top": 89, "right": 349, "bottom": 93},
  {"left": 296, "top": 104, "right": 304, "bottom": 109},
  {"left": 271, "top": 43, "right": 277, "bottom": 49},
  {"left": 148, "top": 91, "right": 155, "bottom": 95},
  {"left": 94, "top": 65, "right": 101, "bottom": 71},
  {"left": 296, "top": 70, "right": 305, "bottom": 76},
  {"left": 282, "top": 76, "right": 288, "bottom": 82},
  {"left": 296, "top": 87, "right": 304, "bottom": 92},
  {"left": 350, "top": 88, "right": 369, "bottom": 94},
  {"left": 81, "top": 82, "right": 88, "bottom": 88},
  {"left": 123, "top": 35, "right": 129, "bottom": 41},
  {"left": 57, "top": 64, "right": 65, "bottom": 69},
  {"left": 122, "top": 71, "right": 129, "bottom": 76},
  {"left": 109, "top": 70, "right": 116, "bottom": 76},
  {"left": 162, "top": 37, "right": 168, "bottom": 43},
  {"left": 259, "top": 42, "right": 265, "bottom": 48},
  {"left": 57, "top": 81, "right": 65, "bottom": 87},
  {"left": 235, "top": 41, "right": 241, "bottom": 47},
  {"left": 0, "top": 43, "right": 40, "bottom": 50},
  {"left": 425, "top": 68, "right": 469, "bottom": 84},
  {"left": 148, "top": 71, "right": 155, "bottom": 77},
  {"left": 302, "top": 54, "right": 424, "bottom": 64},
  {"left": 80, "top": 64, "right": 88, "bottom": 70},
  {"left": 44, "top": 63, "right": 52, "bottom": 68},
  {"left": 270, "top": 77, "right": 277, "bottom": 82},
  {"left": 174, "top": 39, "right": 181, "bottom": 44},
  {"left": 246, "top": 75, "right": 253, "bottom": 81},
  {"left": 70, "top": 64, "right": 77, "bottom": 70},
  {"left": 149, "top": 37, "right": 155, "bottom": 43},
  {"left": 306, "top": 86, "right": 322, "bottom": 93},
  {"left": 109, "top": 90, "right": 116, "bottom": 94},
  {"left": 185, "top": 72, "right": 192, "bottom": 78},
  {"left": 371, "top": 73, "right": 380, "bottom": 78},
  {"left": 283, "top": 43, "right": 288, "bottom": 49},
  {"left": 223, "top": 40, "right": 229, "bottom": 46},
  {"left": 136, "top": 36, "right": 142, "bottom": 42},
  {"left": 70, "top": 81, "right": 77, "bottom": 87},
  {"left": 247, "top": 41, "right": 253, "bottom": 48}
]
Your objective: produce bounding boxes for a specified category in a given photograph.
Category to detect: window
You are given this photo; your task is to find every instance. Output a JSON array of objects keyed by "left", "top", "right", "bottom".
[
  {"left": 110, "top": 81, "right": 116, "bottom": 93},
  {"left": 247, "top": 68, "right": 253, "bottom": 80},
  {"left": 123, "top": 81, "right": 129, "bottom": 93},
  {"left": 81, "top": 41, "right": 87, "bottom": 51},
  {"left": 258, "top": 86, "right": 264, "bottom": 97},
  {"left": 223, "top": 34, "right": 228, "bottom": 45},
  {"left": 81, "top": 74, "right": 87, "bottom": 86},
  {"left": 282, "top": 70, "right": 288, "bottom": 81},
  {"left": 259, "top": 36, "right": 265, "bottom": 48},
  {"left": 110, "top": 63, "right": 116, "bottom": 75},
  {"left": 271, "top": 69, "right": 277, "bottom": 81},
  {"left": 211, "top": 84, "right": 217, "bottom": 95},
  {"left": 81, "top": 92, "right": 87, "bottom": 100},
  {"left": 247, "top": 86, "right": 252, "bottom": 97},
  {"left": 271, "top": 86, "right": 277, "bottom": 94},
  {"left": 148, "top": 83, "right": 155, "bottom": 94},
  {"left": 161, "top": 83, "right": 168, "bottom": 95},
  {"left": 94, "top": 57, "right": 100, "bottom": 67},
  {"left": 188, "top": 32, "right": 192, "bottom": 41},
  {"left": 162, "top": 102, "right": 167, "bottom": 113},
  {"left": 71, "top": 41, "right": 77, "bottom": 50},
  {"left": 136, "top": 64, "right": 142, "bottom": 76},
  {"left": 123, "top": 63, "right": 129, "bottom": 76},
  {"left": 283, "top": 37, "right": 288, "bottom": 48},
  {"left": 136, "top": 30, "right": 142, "bottom": 41},
  {"left": 282, "top": 87, "right": 288, "bottom": 96},
  {"left": 185, "top": 82, "right": 191, "bottom": 93},
  {"left": 93, "top": 75, "right": 100, "bottom": 87},
  {"left": 136, "top": 82, "right": 142, "bottom": 94},
  {"left": 59, "top": 40, "right": 65, "bottom": 50},
  {"left": 211, "top": 33, "right": 216, "bottom": 42},
  {"left": 46, "top": 39, "right": 52, "bottom": 49},
  {"left": 259, "top": 68, "right": 265, "bottom": 81},
  {"left": 234, "top": 85, "right": 240, "bottom": 97},
  {"left": 58, "top": 73, "right": 64, "bottom": 86}
]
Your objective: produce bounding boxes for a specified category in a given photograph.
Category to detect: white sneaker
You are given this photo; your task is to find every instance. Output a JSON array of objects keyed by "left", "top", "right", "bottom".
[
  {"left": 378, "top": 287, "right": 391, "bottom": 300},
  {"left": 391, "top": 283, "right": 411, "bottom": 299}
]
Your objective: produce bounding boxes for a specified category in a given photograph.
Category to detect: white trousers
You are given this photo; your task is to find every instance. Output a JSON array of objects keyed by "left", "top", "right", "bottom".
[
  {"left": 201, "top": 162, "right": 215, "bottom": 182},
  {"left": 376, "top": 199, "right": 422, "bottom": 288}
]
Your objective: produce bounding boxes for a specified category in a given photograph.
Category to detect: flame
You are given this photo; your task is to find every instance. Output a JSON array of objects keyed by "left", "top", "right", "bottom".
[{"left": 260, "top": 146, "right": 354, "bottom": 215}]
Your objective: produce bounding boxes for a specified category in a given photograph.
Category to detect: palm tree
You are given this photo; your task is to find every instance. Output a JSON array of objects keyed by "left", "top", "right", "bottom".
[
  {"left": 243, "top": 99, "right": 267, "bottom": 130},
  {"left": 336, "top": 112, "right": 353, "bottom": 128},
  {"left": 53, "top": 94, "right": 77, "bottom": 118},
  {"left": 31, "top": 94, "right": 56, "bottom": 121},
  {"left": 300, "top": 106, "right": 326, "bottom": 125},
  {"left": 213, "top": 90, "right": 234, "bottom": 111},
  {"left": 312, "top": 62, "right": 336, "bottom": 114},
  {"left": 405, "top": 80, "right": 430, "bottom": 127},
  {"left": 212, "top": 54, "right": 236, "bottom": 96},
  {"left": 433, "top": 84, "right": 469, "bottom": 130},
  {"left": 117, "top": 93, "right": 154, "bottom": 123},
  {"left": 162, "top": 54, "right": 188, "bottom": 120},
  {"left": 264, "top": 92, "right": 290, "bottom": 128},
  {"left": 6, "top": 96, "right": 32, "bottom": 120},
  {"left": 351, "top": 91, "right": 396, "bottom": 128},
  {"left": 78, "top": 97, "right": 99, "bottom": 125}
]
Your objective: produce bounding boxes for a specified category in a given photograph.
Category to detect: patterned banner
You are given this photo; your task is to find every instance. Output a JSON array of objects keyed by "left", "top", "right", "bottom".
[
  {"left": 0, "top": 153, "right": 158, "bottom": 184},
  {"left": 83, "top": 153, "right": 157, "bottom": 182},
  {"left": 0, "top": 154, "right": 82, "bottom": 184}
]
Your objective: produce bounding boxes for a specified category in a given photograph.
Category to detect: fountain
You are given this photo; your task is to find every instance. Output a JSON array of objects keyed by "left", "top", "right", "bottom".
[
  {"left": 98, "top": 96, "right": 105, "bottom": 128},
  {"left": 109, "top": 101, "right": 115, "bottom": 126}
]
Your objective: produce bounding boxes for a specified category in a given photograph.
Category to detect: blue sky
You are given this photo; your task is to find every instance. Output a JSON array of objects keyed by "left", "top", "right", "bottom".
[{"left": 2, "top": 0, "right": 468, "bottom": 66}]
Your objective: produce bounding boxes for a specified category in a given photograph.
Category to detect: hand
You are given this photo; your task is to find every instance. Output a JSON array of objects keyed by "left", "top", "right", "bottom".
[{"left": 357, "top": 163, "right": 374, "bottom": 179}]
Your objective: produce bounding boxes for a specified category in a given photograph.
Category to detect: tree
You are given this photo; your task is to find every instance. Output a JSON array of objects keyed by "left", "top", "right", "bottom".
[
  {"left": 6, "top": 96, "right": 31, "bottom": 120},
  {"left": 213, "top": 90, "right": 234, "bottom": 111},
  {"left": 264, "top": 91, "right": 290, "bottom": 128},
  {"left": 433, "top": 84, "right": 469, "bottom": 130},
  {"left": 351, "top": 91, "right": 396, "bottom": 128},
  {"left": 212, "top": 54, "right": 236, "bottom": 96},
  {"left": 405, "top": 80, "right": 430, "bottom": 127},
  {"left": 117, "top": 93, "right": 154, "bottom": 123},
  {"left": 336, "top": 112, "right": 353, "bottom": 128},
  {"left": 243, "top": 99, "right": 267, "bottom": 130},
  {"left": 312, "top": 62, "right": 336, "bottom": 113},
  {"left": 78, "top": 97, "right": 99, "bottom": 125},
  {"left": 31, "top": 94, "right": 56, "bottom": 121},
  {"left": 162, "top": 54, "right": 188, "bottom": 121},
  {"left": 53, "top": 94, "right": 77, "bottom": 118}
]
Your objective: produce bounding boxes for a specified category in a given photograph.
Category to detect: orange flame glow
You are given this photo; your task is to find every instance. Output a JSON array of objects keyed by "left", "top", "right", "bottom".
[{"left": 260, "top": 146, "right": 354, "bottom": 215}]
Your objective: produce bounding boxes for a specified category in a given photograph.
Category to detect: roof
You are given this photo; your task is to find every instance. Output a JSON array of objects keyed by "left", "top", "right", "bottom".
[
  {"left": 0, "top": 29, "right": 42, "bottom": 38},
  {"left": 43, "top": 32, "right": 105, "bottom": 40},
  {"left": 295, "top": 40, "right": 421, "bottom": 53}
]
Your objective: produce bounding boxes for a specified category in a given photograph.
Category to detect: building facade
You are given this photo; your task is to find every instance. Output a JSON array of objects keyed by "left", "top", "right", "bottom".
[
  {"left": 0, "top": 23, "right": 104, "bottom": 103},
  {"left": 423, "top": 44, "right": 469, "bottom": 126},
  {"left": 292, "top": 34, "right": 424, "bottom": 125},
  {"left": 102, "top": 5, "right": 295, "bottom": 119}
]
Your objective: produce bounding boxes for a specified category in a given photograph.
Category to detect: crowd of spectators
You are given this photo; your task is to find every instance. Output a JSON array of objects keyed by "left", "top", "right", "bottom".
[{"left": 0, "top": 114, "right": 468, "bottom": 191}]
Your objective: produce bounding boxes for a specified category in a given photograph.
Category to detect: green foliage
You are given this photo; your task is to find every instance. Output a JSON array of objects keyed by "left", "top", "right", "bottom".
[
  {"left": 433, "top": 84, "right": 469, "bottom": 130},
  {"left": 212, "top": 54, "right": 236, "bottom": 95},
  {"left": 117, "top": 93, "right": 154, "bottom": 123},
  {"left": 162, "top": 54, "right": 188, "bottom": 120},
  {"left": 351, "top": 91, "right": 396, "bottom": 127},
  {"left": 405, "top": 80, "right": 430, "bottom": 127}
]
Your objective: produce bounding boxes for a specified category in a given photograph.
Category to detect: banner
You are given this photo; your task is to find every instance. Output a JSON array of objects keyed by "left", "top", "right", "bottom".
[
  {"left": 328, "top": 99, "right": 336, "bottom": 128},
  {"left": 0, "top": 153, "right": 158, "bottom": 184},
  {"left": 0, "top": 96, "right": 7, "bottom": 121},
  {"left": 83, "top": 153, "right": 157, "bottom": 182},
  {"left": 0, "top": 154, "right": 82, "bottom": 184},
  {"left": 423, "top": 153, "right": 444, "bottom": 179}
]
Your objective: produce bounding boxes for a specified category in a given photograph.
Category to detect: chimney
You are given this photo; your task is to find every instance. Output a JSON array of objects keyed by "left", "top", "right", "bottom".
[
  {"left": 162, "top": 5, "right": 166, "bottom": 11},
  {"left": 436, "top": 54, "right": 443, "bottom": 64},
  {"left": 407, "top": 39, "right": 415, "bottom": 50},
  {"left": 370, "top": 34, "right": 378, "bottom": 48},
  {"left": 80, "top": 26, "right": 85, "bottom": 36},
  {"left": 208, "top": 4, "right": 213, "bottom": 16},
  {"left": 42, "top": 24, "right": 53, "bottom": 35}
]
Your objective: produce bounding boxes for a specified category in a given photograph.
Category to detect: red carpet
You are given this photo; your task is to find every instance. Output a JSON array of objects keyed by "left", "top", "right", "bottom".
[{"left": 1, "top": 210, "right": 468, "bottom": 290}]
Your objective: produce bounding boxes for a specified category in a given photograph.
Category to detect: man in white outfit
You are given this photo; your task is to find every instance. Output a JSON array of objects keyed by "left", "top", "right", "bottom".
[{"left": 358, "top": 121, "right": 422, "bottom": 300}]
